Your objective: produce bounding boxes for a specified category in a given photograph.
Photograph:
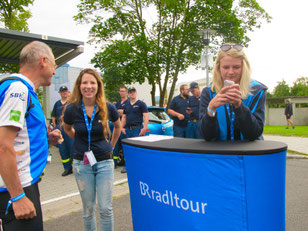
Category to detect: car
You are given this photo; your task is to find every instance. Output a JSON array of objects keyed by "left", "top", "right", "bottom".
[
  {"left": 145, "top": 106, "right": 173, "bottom": 136},
  {"left": 110, "top": 106, "right": 173, "bottom": 166}
]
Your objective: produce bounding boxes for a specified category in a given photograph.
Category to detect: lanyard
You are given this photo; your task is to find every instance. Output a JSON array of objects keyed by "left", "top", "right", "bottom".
[
  {"left": 81, "top": 101, "right": 97, "bottom": 150},
  {"left": 226, "top": 105, "right": 235, "bottom": 140}
]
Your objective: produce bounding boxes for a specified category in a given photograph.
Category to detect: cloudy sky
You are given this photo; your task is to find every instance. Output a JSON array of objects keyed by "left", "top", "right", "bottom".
[{"left": 27, "top": 0, "right": 308, "bottom": 92}]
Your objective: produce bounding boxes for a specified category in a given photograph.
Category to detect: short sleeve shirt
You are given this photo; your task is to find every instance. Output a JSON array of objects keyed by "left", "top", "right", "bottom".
[
  {"left": 51, "top": 100, "right": 67, "bottom": 125},
  {"left": 63, "top": 102, "right": 119, "bottom": 157},
  {"left": 123, "top": 100, "right": 148, "bottom": 127},
  {"left": 0, "top": 74, "right": 48, "bottom": 192},
  {"left": 115, "top": 99, "right": 129, "bottom": 110},
  {"left": 169, "top": 95, "right": 189, "bottom": 127},
  {"left": 188, "top": 96, "right": 201, "bottom": 120}
]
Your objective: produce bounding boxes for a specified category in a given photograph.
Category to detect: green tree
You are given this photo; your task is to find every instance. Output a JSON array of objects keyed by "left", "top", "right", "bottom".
[
  {"left": 290, "top": 77, "right": 308, "bottom": 96},
  {"left": 75, "top": 0, "right": 271, "bottom": 106},
  {"left": 273, "top": 79, "right": 290, "bottom": 97},
  {"left": 0, "top": 0, "right": 34, "bottom": 74},
  {"left": 0, "top": 0, "right": 34, "bottom": 32}
]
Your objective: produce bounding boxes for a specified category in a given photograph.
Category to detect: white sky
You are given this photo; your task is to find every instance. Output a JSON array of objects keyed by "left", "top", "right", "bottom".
[{"left": 27, "top": 0, "right": 308, "bottom": 92}]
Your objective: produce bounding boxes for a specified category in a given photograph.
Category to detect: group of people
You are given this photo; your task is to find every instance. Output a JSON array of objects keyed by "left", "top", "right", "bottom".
[
  {"left": 0, "top": 40, "right": 271, "bottom": 231},
  {"left": 112, "top": 86, "right": 148, "bottom": 173},
  {"left": 168, "top": 82, "right": 202, "bottom": 139}
]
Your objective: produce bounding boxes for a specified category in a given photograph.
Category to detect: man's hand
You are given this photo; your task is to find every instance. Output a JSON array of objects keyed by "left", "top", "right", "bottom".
[
  {"left": 121, "top": 128, "right": 127, "bottom": 135},
  {"left": 12, "top": 196, "right": 36, "bottom": 219},
  {"left": 186, "top": 108, "right": 192, "bottom": 115},
  {"left": 139, "top": 127, "right": 147, "bottom": 136},
  {"left": 48, "top": 129, "right": 63, "bottom": 145},
  {"left": 177, "top": 114, "right": 185, "bottom": 120}
]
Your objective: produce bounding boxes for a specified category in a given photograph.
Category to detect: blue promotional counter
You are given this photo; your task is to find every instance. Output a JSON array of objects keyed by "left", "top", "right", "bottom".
[{"left": 122, "top": 137, "right": 287, "bottom": 231}]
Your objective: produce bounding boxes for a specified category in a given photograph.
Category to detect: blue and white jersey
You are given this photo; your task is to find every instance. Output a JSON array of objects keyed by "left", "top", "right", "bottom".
[{"left": 0, "top": 74, "right": 48, "bottom": 192}]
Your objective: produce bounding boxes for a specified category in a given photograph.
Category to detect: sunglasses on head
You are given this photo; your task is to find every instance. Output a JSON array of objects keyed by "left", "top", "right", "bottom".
[{"left": 220, "top": 44, "right": 244, "bottom": 52}]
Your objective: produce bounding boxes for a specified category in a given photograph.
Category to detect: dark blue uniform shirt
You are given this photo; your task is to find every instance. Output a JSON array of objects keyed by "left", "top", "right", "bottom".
[
  {"left": 188, "top": 96, "right": 201, "bottom": 121},
  {"left": 123, "top": 100, "right": 148, "bottom": 127},
  {"left": 169, "top": 95, "right": 189, "bottom": 127},
  {"left": 51, "top": 100, "right": 67, "bottom": 125},
  {"left": 63, "top": 102, "right": 119, "bottom": 157},
  {"left": 115, "top": 99, "right": 129, "bottom": 110}
]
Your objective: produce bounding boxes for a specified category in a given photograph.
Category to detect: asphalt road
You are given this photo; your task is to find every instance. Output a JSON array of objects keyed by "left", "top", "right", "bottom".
[{"left": 44, "top": 159, "right": 308, "bottom": 231}]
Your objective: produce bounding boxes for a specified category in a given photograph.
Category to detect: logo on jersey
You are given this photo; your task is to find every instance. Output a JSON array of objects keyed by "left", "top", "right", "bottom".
[
  {"left": 9, "top": 110, "right": 21, "bottom": 122},
  {"left": 10, "top": 92, "right": 26, "bottom": 101}
]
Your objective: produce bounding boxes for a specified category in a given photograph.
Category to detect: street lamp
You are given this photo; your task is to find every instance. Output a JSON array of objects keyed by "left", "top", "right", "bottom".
[{"left": 198, "top": 29, "right": 216, "bottom": 87}]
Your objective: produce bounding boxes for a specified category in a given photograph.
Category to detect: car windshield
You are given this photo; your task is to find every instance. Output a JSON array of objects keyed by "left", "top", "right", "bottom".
[{"left": 148, "top": 108, "right": 170, "bottom": 124}]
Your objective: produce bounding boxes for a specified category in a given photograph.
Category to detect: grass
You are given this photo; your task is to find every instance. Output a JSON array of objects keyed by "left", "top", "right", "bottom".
[{"left": 263, "top": 126, "right": 308, "bottom": 137}]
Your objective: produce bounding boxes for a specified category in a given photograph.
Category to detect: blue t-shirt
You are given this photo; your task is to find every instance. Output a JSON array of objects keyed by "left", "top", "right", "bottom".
[
  {"left": 169, "top": 95, "right": 189, "bottom": 127},
  {"left": 188, "top": 96, "right": 201, "bottom": 121},
  {"left": 123, "top": 99, "right": 148, "bottom": 127},
  {"left": 51, "top": 100, "right": 67, "bottom": 125},
  {"left": 63, "top": 102, "right": 119, "bottom": 157},
  {"left": 115, "top": 99, "right": 129, "bottom": 110}
]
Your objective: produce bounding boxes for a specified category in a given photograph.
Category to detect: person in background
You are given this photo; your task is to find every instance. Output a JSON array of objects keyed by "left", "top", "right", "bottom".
[
  {"left": 62, "top": 68, "right": 121, "bottom": 231},
  {"left": 186, "top": 82, "right": 202, "bottom": 139},
  {"left": 167, "top": 84, "right": 190, "bottom": 137},
  {"left": 284, "top": 99, "right": 295, "bottom": 129},
  {"left": 51, "top": 85, "right": 74, "bottom": 176},
  {"left": 199, "top": 44, "right": 267, "bottom": 141},
  {"left": 0, "top": 41, "right": 62, "bottom": 231},
  {"left": 121, "top": 87, "right": 149, "bottom": 173},
  {"left": 113, "top": 86, "right": 128, "bottom": 167}
]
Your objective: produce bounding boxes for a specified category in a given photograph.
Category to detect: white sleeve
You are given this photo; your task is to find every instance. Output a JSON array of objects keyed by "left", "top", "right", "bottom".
[{"left": 0, "top": 81, "right": 28, "bottom": 129}]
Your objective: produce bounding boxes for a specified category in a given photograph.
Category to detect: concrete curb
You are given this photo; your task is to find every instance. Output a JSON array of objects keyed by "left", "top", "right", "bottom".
[
  {"left": 287, "top": 154, "right": 308, "bottom": 159},
  {"left": 42, "top": 179, "right": 129, "bottom": 222}
]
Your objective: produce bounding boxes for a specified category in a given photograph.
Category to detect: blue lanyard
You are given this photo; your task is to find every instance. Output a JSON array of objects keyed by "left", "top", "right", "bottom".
[
  {"left": 226, "top": 105, "right": 235, "bottom": 140},
  {"left": 81, "top": 101, "right": 97, "bottom": 150}
]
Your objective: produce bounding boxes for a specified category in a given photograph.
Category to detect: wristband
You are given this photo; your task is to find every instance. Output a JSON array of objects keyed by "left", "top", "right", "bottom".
[
  {"left": 5, "top": 192, "right": 26, "bottom": 215},
  {"left": 207, "top": 106, "right": 216, "bottom": 117}
]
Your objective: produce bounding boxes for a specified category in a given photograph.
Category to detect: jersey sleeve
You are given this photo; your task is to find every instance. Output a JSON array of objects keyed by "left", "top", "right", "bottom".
[{"left": 0, "top": 81, "right": 28, "bottom": 129}]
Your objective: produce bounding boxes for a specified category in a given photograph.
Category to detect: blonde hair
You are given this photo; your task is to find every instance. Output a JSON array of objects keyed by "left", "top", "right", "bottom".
[
  {"left": 62, "top": 68, "right": 110, "bottom": 140},
  {"left": 211, "top": 47, "right": 251, "bottom": 99}
]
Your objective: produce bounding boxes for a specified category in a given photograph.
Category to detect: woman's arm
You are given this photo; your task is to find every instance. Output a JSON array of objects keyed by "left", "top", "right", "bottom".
[
  {"left": 234, "top": 90, "right": 266, "bottom": 140},
  {"left": 63, "top": 123, "right": 75, "bottom": 139},
  {"left": 198, "top": 88, "right": 219, "bottom": 141},
  {"left": 110, "top": 119, "right": 121, "bottom": 148}
]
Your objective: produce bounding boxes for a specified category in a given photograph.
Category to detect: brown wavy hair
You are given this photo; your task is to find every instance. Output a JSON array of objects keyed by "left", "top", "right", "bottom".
[{"left": 62, "top": 68, "right": 110, "bottom": 140}]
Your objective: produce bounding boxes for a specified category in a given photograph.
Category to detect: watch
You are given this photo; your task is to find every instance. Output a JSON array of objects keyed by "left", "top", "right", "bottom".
[{"left": 207, "top": 106, "right": 216, "bottom": 117}]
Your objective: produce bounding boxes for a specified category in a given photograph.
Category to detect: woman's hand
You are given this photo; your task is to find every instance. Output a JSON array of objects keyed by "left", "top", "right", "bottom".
[{"left": 209, "top": 84, "right": 242, "bottom": 112}]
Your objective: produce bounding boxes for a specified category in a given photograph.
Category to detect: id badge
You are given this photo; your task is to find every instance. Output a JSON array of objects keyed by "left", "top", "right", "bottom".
[{"left": 84, "top": 150, "right": 97, "bottom": 166}]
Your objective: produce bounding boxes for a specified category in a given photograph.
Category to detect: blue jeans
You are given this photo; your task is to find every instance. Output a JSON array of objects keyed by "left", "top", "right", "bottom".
[
  {"left": 125, "top": 126, "right": 142, "bottom": 138},
  {"left": 56, "top": 126, "right": 73, "bottom": 170},
  {"left": 73, "top": 159, "right": 114, "bottom": 231},
  {"left": 173, "top": 125, "right": 187, "bottom": 138},
  {"left": 186, "top": 121, "right": 202, "bottom": 139}
]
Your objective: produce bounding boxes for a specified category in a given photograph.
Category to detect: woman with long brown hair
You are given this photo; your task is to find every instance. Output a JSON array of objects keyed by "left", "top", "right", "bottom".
[{"left": 62, "top": 68, "right": 121, "bottom": 231}]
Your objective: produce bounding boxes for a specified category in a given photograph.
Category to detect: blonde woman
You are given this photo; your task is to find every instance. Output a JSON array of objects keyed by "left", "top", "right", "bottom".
[
  {"left": 62, "top": 68, "right": 121, "bottom": 231},
  {"left": 199, "top": 44, "right": 267, "bottom": 141}
]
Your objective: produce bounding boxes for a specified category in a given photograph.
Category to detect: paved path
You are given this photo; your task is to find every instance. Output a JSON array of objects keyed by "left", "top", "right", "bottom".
[
  {"left": 40, "top": 146, "right": 129, "bottom": 221},
  {"left": 263, "top": 135, "right": 308, "bottom": 155}
]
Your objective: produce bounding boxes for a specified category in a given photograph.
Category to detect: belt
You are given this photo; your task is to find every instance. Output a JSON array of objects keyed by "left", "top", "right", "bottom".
[
  {"left": 191, "top": 119, "right": 198, "bottom": 123},
  {"left": 126, "top": 124, "right": 142, "bottom": 130},
  {"left": 73, "top": 152, "right": 113, "bottom": 162}
]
